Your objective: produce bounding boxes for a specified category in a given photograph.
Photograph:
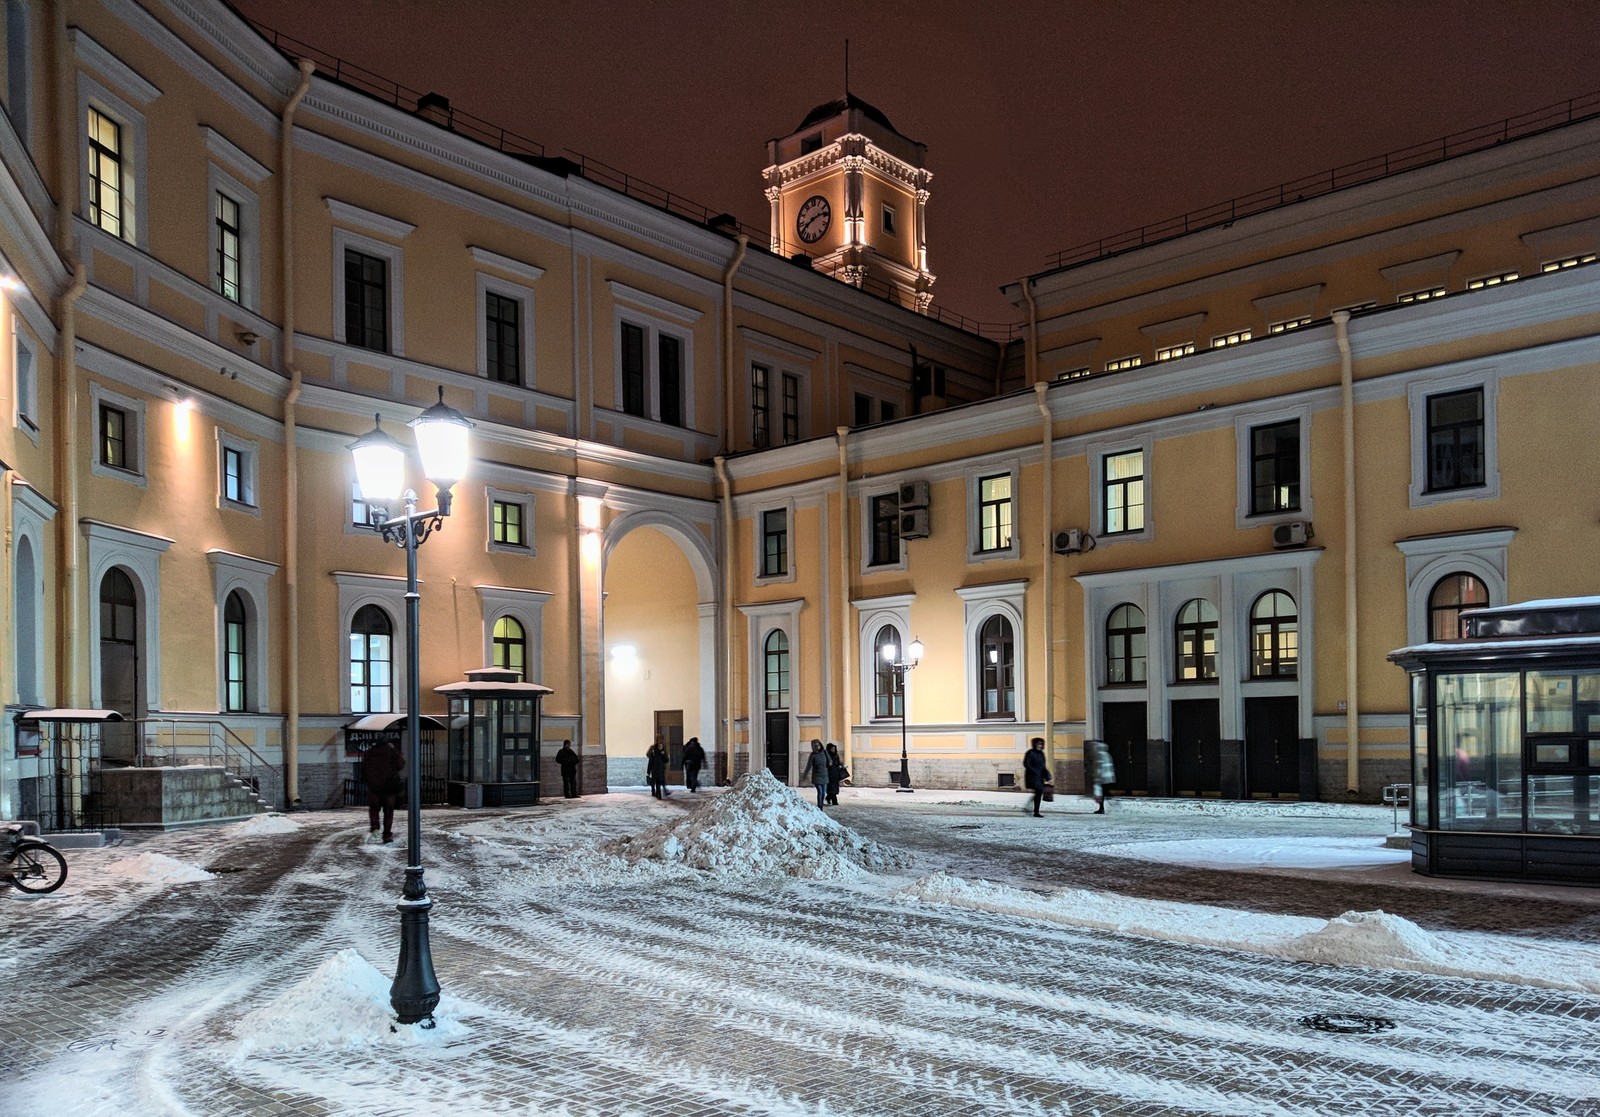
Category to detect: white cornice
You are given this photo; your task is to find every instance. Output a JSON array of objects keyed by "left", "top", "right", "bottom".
[
  {"left": 1395, "top": 527, "right": 1518, "bottom": 557},
  {"left": 201, "top": 126, "right": 272, "bottom": 184},
  {"left": 155, "top": 0, "right": 299, "bottom": 103},
  {"left": 71, "top": 27, "right": 162, "bottom": 105},
  {"left": 75, "top": 339, "right": 285, "bottom": 443},
  {"left": 324, "top": 198, "right": 415, "bottom": 239},
  {"left": 1251, "top": 284, "right": 1324, "bottom": 316},
  {"left": 206, "top": 548, "right": 279, "bottom": 577},
  {"left": 1075, "top": 548, "right": 1321, "bottom": 588},
  {"left": 738, "top": 327, "right": 821, "bottom": 363},
  {"left": 1138, "top": 311, "right": 1207, "bottom": 341},
  {"left": 571, "top": 229, "right": 724, "bottom": 301},
  {"left": 606, "top": 280, "right": 705, "bottom": 324},
  {"left": 1379, "top": 250, "right": 1460, "bottom": 284},
  {"left": 469, "top": 247, "right": 546, "bottom": 284}
]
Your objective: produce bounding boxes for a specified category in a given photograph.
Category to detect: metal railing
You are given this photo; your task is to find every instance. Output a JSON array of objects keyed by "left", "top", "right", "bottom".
[
  {"left": 1044, "top": 89, "right": 1600, "bottom": 273},
  {"left": 1382, "top": 782, "right": 1412, "bottom": 834},
  {"left": 126, "top": 719, "right": 285, "bottom": 812}
]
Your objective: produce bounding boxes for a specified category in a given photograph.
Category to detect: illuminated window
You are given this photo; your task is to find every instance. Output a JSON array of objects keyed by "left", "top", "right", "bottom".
[
  {"left": 977, "top": 473, "right": 1013, "bottom": 552},
  {"left": 350, "top": 480, "right": 372, "bottom": 527},
  {"left": 1056, "top": 367, "right": 1092, "bottom": 381},
  {"left": 100, "top": 403, "right": 131, "bottom": 470},
  {"left": 1174, "top": 599, "right": 1219, "bottom": 681},
  {"left": 492, "top": 500, "right": 524, "bottom": 547},
  {"left": 1268, "top": 317, "right": 1311, "bottom": 334},
  {"left": 224, "top": 591, "right": 248, "bottom": 712},
  {"left": 349, "top": 604, "right": 393, "bottom": 714},
  {"left": 215, "top": 192, "right": 242, "bottom": 302},
  {"left": 1249, "top": 420, "right": 1300, "bottom": 515},
  {"left": 978, "top": 614, "right": 1015, "bottom": 718},
  {"left": 1105, "top": 354, "right": 1142, "bottom": 372},
  {"left": 874, "top": 624, "right": 902, "bottom": 718},
  {"left": 1250, "top": 591, "right": 1298, "bottom": 678},
  {"left": 1212, "top": 329, "right": 1252, "bottom": 348},
  {"left": 1430, "top": 574, "right": 1489, "bottom": 641},
  {"left": 764, "top": 630, "right": 790, "bottom": 709},
  {"left": 1106, "top": 603, "right": 1146, "bottom": 684},
  {"left": 1102, "top": 450, "right": 1144, "bottom": 535},
  {"left": 761, "top": 508, "right": 788, "bottom": 578},
  {"left": 1540, "top": 253, "right": 1596, "bottom": 272},
  {"left": 87, "top": 107, "right": 126, "bottom": 238},
  {"left": 492, "top": 615, "right": 527, "bottom": 679},
  {"left": 1333, "top": 302, "right": 1377, "bottom": 315},
  {"left": 1155, "top": 342, "right": 1194, "bottom": 362},
  {"left": 1398, "top": 286, "right": 1447, "bottom": 303},
  {"left": 1466, "top": 271, "right": 1519, "bottom": 290}
]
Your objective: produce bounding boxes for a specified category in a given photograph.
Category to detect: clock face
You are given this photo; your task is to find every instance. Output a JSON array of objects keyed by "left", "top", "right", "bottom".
[{"left": 796, "top": 194, "right": 831, "bottom": 244}]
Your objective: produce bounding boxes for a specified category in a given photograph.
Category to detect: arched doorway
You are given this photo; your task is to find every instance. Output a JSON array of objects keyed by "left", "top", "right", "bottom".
[{"left": 99, "top": 567, "right": 141, "bottom": 718}]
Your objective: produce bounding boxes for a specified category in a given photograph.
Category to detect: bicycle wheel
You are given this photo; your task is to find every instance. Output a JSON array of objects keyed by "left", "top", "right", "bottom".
[{"left": 9, "top": 841, "right": 67, "bottom": 894}]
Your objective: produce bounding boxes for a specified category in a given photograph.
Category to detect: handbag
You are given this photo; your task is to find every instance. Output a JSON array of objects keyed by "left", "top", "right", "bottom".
[{"left": 1041, "top": 782, "right": 1055, "bottom": 803}]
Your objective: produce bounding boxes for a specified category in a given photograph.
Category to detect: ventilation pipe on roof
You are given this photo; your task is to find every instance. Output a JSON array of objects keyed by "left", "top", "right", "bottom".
[{"left": 1334, "top": 310, "right": 1361, "bottom": 795}]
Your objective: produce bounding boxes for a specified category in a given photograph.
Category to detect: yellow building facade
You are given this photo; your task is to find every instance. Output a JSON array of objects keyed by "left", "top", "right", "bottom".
[{"left": 0, "top": 1, "right": 1595, "bottom": 818}]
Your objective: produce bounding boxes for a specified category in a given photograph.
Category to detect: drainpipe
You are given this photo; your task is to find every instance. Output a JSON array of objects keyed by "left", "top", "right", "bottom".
[
  {"left": 714, "top": 456, "right": 737, "bottom": 780},
  {"left": 1021, "top": 279, "right": 1039, "bottom": 388},
  {"left": 279, "top": 59, "right": 315, "bottom": 806},
  {"left": 51, "top": 1, "right": 86, "bottom": 707},
  {"left": 836, "top": 427, "right": 853, "bottom": 764},
  {"left": 720, "top": 234, "right": 748, "bottom": 454},
  {"left": 1035, "top": 382, "right": 1055, "bottom": 776},
  {"left": 1, "top": 464, "right": 11, "bottom": 711},
  {"left": 1333, "top": 310, "right": 1360, "bottom": 795}
]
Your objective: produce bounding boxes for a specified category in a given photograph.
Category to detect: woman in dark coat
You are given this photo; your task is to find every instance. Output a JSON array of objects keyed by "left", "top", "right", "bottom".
[
  {"left": 681, "top": 737, "right": 706, "bottom": 793},
  {"left": 824, "top": 743, "right": 848, "bottom": 805},
  {"left": 1022, "top": 737, "right": 1050, "bottom": 818},
  {"left": 645, "top": 739, "right": 669, "bottom": 799}
]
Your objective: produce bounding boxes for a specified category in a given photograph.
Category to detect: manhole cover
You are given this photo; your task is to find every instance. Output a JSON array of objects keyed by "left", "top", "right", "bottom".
[
  {"left": 210, "top": 866, "right": 248, "bottom": 874},
  {"left": 1299, "top": 1013, "right": 1395, "bottom": 1034}
]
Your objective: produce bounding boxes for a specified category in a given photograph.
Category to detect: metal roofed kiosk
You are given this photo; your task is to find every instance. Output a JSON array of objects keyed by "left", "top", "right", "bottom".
[
  {"left": 435, "top": 669, "right": 553, "bottom": 807},
  {"left": 1389, "top": 597, "right": 1600, "bottom": 885},
  {"left": 348, "top": 388, "right": 473, "bottom": 1027}
]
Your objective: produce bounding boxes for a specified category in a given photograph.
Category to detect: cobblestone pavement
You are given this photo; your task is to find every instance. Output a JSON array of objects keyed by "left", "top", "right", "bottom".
[{"left": 4, "top": 796, "right": 1599, "bottom": 1117}]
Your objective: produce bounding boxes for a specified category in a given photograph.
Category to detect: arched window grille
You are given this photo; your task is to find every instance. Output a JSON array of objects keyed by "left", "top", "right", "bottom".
[
  {"left": 224, "top": 590, "right": 248, "bottom": 711},
  {"left": 1174, "top": 598, "right": 1219, "bottom": 681},
  {"left": 764, "top": 630, "right": 790, "bottom": 710},
  {"left": 493, "top": 615, "right": 527, "bottom": 680},
  {"left": 1429, "top": 573, "right": 1489, "bottom": 641},
  {"left": 978, "top": 614, "right": 1015, "bottom": 718},
  {"left": 1249, "top": 591, "right": 1298, "bottom": 678},
  {"left": 1106, "top": 603, "right": 1147, "bottom": 684},
  {"left": 874, "top": 624, "right": 902, "bottom": 718},
  {"left": 350, "top": 604, "right": 393, "bottom": 713}
]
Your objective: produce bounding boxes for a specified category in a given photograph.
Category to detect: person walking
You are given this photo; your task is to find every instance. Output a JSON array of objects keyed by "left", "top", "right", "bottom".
[
  {"left": 361, "top": 738, "right": 405, "bottom": 843},
  {"left": 825, "top": 742, "right": 848, "bottom": 806},
  {"left": 803, "top": 739, "right": 830, "bottom": 809},
  {"left": 1023, "top": 737, "right": 1050, "bottom": 818},
  {"left": 681, "top": 736, "right": 706, "bottom": 793},
  {"left": 646, "top": 738, "right": 669, "bottom": 799},
  {"left": 556, "top": 739, "right": 581, "bottom": 799},
  {"left": 1087, "top": 738, "right": 1116, "bottom": 814}
]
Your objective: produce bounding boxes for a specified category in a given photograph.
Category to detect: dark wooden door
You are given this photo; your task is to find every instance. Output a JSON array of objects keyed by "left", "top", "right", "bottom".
[
  {"left": 1171, "top": 698, "right": 1222, "bottom": 796},
  {"left": 1245, "top": 696, "right": 1301, "bottom": 798},
  {"left": 1101, "top": 702, "right": 1147, "bottom": 794},
  {"left": 656, "top": 710, "right": 685, "bottom": 782},
  {"left": 764, "top": 712, "right": 789, "bottom": 782}
]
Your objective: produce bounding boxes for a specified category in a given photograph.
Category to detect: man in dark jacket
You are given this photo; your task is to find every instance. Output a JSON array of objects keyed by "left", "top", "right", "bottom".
[
  {"left": 681, "top": 737, "right": 706, "bottom": 792},
  {"left": 361, "top": 738, "right": 405, "bottom": 843},
  {"left": 824, "top": 742, "right": 848, "bottom": 805},
  {"left": 1023, "top": 737, "right": 1050, "bottom": 818},
  {"left": 802, "top": 739, "right": 830, "bottom": 809},
  {"left": 555, "top": 739, "right": 581, "bottom": 799}
]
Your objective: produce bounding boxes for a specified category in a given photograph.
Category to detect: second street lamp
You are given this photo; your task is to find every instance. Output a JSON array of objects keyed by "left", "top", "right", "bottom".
[
  {"left": 348, "top": 387, "right": 472, "bottom": 1027},
  {"left": 881, "top": 637, "right": 924, "bottom": 792}
]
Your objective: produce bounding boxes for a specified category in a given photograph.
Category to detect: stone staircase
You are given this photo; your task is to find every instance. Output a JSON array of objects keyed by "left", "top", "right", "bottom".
[{"left": 94, "top": 764, "right": 272, "bottom": 831}]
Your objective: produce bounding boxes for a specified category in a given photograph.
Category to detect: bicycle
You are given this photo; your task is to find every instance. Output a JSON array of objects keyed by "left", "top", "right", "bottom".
[{"left": 2, "top": 824, "right": 68, "bottom": 894}]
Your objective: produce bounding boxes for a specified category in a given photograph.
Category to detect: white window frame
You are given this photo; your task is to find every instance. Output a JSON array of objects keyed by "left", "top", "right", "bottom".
[
  {"left": 83, "top": 520, "right": 170, "bottom": 715},
  {"left": 11, "top": 483, "right": 55, "bottom": 706},
  {"left": 77, "top": 71, "right": 151, "bottom": 248},
  {"left": 1396, "top": 528, "right": 1514, "bottom": 647},
  {"left": 486, "top": 486, "right": 534, "bottom": 555},
  {"left": 1154, "top": 342, "right": 1194, "bottom": 361},
  {"left": 476, "top": 271, "right": 537, "bottom": 387},
  {"left": 217, "top": 429, "right": 260, "bottom": 515},
  {"left": 753, "top": 499, "right": 796, "bottom": 585},
  {"left": 966, "top": 460, "right": 1020, "bottom": 562},
  {"left": 614, "top": 311, "right": 695, "bottom": 428},
  {"left": 477, "top": 585, "right": 550, "bottom": 681},
  {"left": 1088, "top": 435, "right": 1152, "bottom": 545},
  {"left": 853, "top": 594, "right": 914, "bottom": 721},
  {"left": 334, "top": 572, "right": 408, "bottom": 717},
  {"left": 1104, "top": 354, "right": 1142, "bottom": 372},
  {"left": 207, "top": 549, "right": 275, "bottom": 714},
  {"left": 1407, "top": 367, "right": 1500, "bottom": 508},
  {"left": 206, "top": 164, "right": 262, "bottom": 310},
  {"left": 1233, "top": 402, "right": 1313, "bottom": 529},
  {"left": 958, "top": 581, "right": 1028, "bottom": 724},
  {"left": 88, "top": 381, "right": 147, "bottom": 486},
  {"left": 1211, "top": 329, "right": 1252, "bottom": 348},
  {"left": 12, "top": 321, "right": 38, "bottom": 442},
  {"left": 1267, "top": 317, "right": 1311, "bottom": 334},
  {"left": 332, "top": 227, "right": 406, "bottom": 356},
  {"left": 859, "top": 486, "right": 907, "bottom": 575},
  {"left": 852, "top": 386, "right": 899, "bottom": 426}
]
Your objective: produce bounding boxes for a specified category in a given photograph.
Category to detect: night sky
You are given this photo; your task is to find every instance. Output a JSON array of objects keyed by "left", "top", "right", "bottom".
[{"left": 230, "top": 0, "right": 1600, "bottom": 324}]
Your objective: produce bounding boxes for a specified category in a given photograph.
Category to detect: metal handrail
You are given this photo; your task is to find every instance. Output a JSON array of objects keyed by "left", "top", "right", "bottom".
[
  {"left": 135, "top": 718, "right": 285, "bottom": 812},
  {"left": 1044, "top": 89, "right": 1600, "bottom": 273}
]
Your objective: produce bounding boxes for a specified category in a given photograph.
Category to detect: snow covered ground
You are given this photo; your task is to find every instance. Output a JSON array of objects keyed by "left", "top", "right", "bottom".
[{"left": 4, "top": 779, "right": 1598, "bottom": 1116}]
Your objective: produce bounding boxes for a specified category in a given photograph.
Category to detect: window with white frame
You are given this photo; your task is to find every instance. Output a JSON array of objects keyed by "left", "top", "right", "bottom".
[
  {"left": 976, "top": 473, "right": 1013, "bottom": 554},
  {"left": 487, "top": 488, "right": 533, "bottom": 553},
  {"left": 89, "top": 383, "right": 145, "bottom": 483},
  {"left": 760, "top": 507, "right": 789, "bottom": 578},
  {"left": 853, "top": 391, "right": 897, "bottom": 427},
  {"left": 484, "top": 291, "right": 521, "bottom": 384},
  {"left": 217, "top": 430, "right": 258, "bottom": 512},
  {"left": 1249, "top": 591, "right": 1298, "bottom": 678},
  {"left": 344, "top": 248, "right": 389, "bottom": 352},
  {"left": 472, "top": 252, "right": 542, "bottom": 385},
  {"left": 87, "top": 105, "right": 127, "bottom": 239},
  {"left": 874, "top": 623, "right": 902, "bottom": 718},
  {"left": 215, "top": 191, "right": 242, "bottom": 302},
  {"left": 350, "top": 479, "right": 372, "bottom": 527},
  {"left": 978, "top": 614, "right": 1016, "bottom": 719},
  {"left": 13, "top": 325, "right": 37, "bottom": 437},
  {"left": 1248, "top": 419, "right": 1299, "bottom": 515},
  {"left": 869, "top": 491, "right": 901, "bottom": 568},
  {"left": 492, "top": 615, "right": 527, "bottom": 679},
  {"left": 1106, "top": 603, "right": 1147, "bottom": 684},
  {"left": 207, "top": 548, "right": 274, "bottom": 715},
  {"left": 1056, "top": 367, "right": 1092, "bottom": 381},
  {"left": 1174, "top": 598, "right": 1219, "bottom": 681},
  {"left": 224, "top": 590, "right": 249, "bottom": 711},
  {"left": 1428, "top": 573, "right": 1489, "bottom": 642},
  {"left": 6, "top": 0, "right": 33, "bottom": 147},
  {"left": 1407, "top": 372, "right": 1499, "bottom": 508},
  {"left": 1425, "top": 387, "right": 1485, "bottom": 493},
  {"left": 1103, "top": 450, "right": 1145, "bottom": 535},
  {"left": 203, "top": 131, "right": 268, "bottom": 310},
  {"left": 619, "top": 318, "right": 689, "bottom": 427},
  {"left": 752, "top": 363, "right": 770, "bottom": 447},
  {"left": 331, "top": 221, "right": 407, "bottom": 356},
  {"left": 1212, "top": 329, "right": 1251, "bottom": 348},
  {"left": 78, "top": 60, "right": 152, "bottom": 248},
  {"left": 349, "top": 603, "right": 394, "bottom": 714},
  {"left": 1396, "top": 528, "right": 1513, "bottom": 646},
  {"left": 958, "top": 582, "right": 1027, "bottom": 722}
]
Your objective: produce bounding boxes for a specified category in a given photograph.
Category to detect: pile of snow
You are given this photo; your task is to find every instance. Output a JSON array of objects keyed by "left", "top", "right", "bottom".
[
  {"left": 110, "top": 851, "right": 214, "bottom": 885},
  {"left": 233, "top": 948, "right": 463, "bottom": 1054},
  {"left": 1091, "top": 836, "right": 1410, "bottom": 871},
  {"left": 229, "top": 814, "right": 301, "bottom": 837},
  {"left": 608, "top": 769, "right": 908, "bottom": 878}
]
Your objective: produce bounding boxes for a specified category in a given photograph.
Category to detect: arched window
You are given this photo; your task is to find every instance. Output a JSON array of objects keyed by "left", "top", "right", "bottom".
[
  {"left": 1106, "top": 603, "right": 1146, "bottom": 684},
  {"left": 493, "top": 615, "right": 527, "bottom": 680},
  {"left": 1249, "top": 591, "right": 1298, "bottom": 678},
  {"left": 978, "top": 614, "right": 1015, "bottom": 718},
  {"left": 1430, "top": 573, "right": 1489, "bottom": 641},
  {"left": 764, "top": 630, "right": 790, "bottom": 710},
  {"left": 14, "top": 536, "right": 38, "bottom": 704},
  {"left": 350, "top": 604, "right": 393, "bottom": 713},
  {"left": 224, "top": 591, "right": 248, "bottom": 711},
  {"left": 1174, "top": 598, "right": 1219, "bottom": 681},
  {"left": 874, "top": 624, "right": 902, "bottom": 718},
  {"left": 101, "top": 567, "right": 137, "bottom": 644}
]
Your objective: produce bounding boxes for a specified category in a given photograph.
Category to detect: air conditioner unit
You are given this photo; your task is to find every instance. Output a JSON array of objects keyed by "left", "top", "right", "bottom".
[
  {"left": 1054, "top": 528, "right": 1085, "bottom": 555},
  {"left": 1272, "top": 521, "right": 1312, "bottom": 549},
  {"left": 899, "top": 507, "right": 930, "bottom": 539},
  {"left": 899, "top": 479, "right": 930, "bottom": 509}
]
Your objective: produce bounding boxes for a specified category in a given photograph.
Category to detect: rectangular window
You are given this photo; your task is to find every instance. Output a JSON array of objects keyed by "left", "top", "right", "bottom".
[
  {"left": 1268, "top": 317, "right": 1311, "bottom": 334},
  {"left": 1212, "top": 329, "right": 1252, "bottom": 348},
  {"left": 853, "top": 392, "right": 872, "bottom": 428},
  {"left": 658, "top": 334, "right": 683, "bottom": 427},
  {"left": 1426, "top": 387, "right": 1485, "bottom": 492},
  {"left": 1466, "top": 271, "right": 1518, "bottom": 290},
  {"left": 492, "top": 499, "right": 525, "bottom": 546},
  {"left": 222, "top": 446, "right": 252, "bottom": 506},
  {"left": 761, "top": 509, "right": 788, "bottom": 577},
  {"left": 621, "top": 322, "right": 646, "bottom": 416},
  {"left": 1105, "top": 355, "right": 1142, "bottom": 372},
  {"left": 1103, "top": 450, "right": 1145, "bottom": 535},
  {"left": 977, "top": 474, "right": 1013, "bottom": 552},
  {"left": 343, "top": 248, "right": 388, "bottom": 351},
  {"left": 87, "top": 107, "right": 125, "bottom": 238},
  {"left": 1056, "top": 367, "right": 1091, "bottom": 381},
  {"left": 880, "top": 400, "right": 896, "bottom": 422},
  {"left": 870, "top": 493, "right": 901, "bottom": 566},
  {"left": 882, "top": 204, "right": 897, "bottom": 236},
  {"left": 215, "top": 192, "right": 242, "bottom": 302},
  {"left": 1250, "top": 420, "right": 1300, "bottom": 515},
  {"left": 752, "top": 363, "right": 770, "bottom": 447},
  {"left": 782, "top": 372, "right": 799, "bottom": 443},
  {"left": 1155, "top": 342, "right": 1194, "bottom": 361},
  {"left": 485, "top": 292, "right": 521, "bottom": 384},
  {"left": 351, "top": 480, "right": 372, "bottom": 526},
  {"left": 1541, "top": 253, "right": 1597, "bottom": 272},
  {"left": 14, "top": 334, "right": 36, "bottom": 433},
  {"left": 100, "top": 403, "right": 130, "bottom": 470},
  {"left": 1399, "top": 286, "right": 1447, "bottom": 303}
]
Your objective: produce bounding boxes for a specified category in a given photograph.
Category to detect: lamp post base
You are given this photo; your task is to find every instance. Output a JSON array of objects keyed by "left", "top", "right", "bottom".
[
  {"left": 896, "top": 760, "right": 914, "bottom": 793},
  {"left": 391, "top": 896, "right": 441, "bottom": 1026}
]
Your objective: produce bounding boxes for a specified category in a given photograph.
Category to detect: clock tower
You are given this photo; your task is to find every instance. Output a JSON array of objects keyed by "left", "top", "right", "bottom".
[{"left": 763, "top": 94, "right": 935, "bottom": 313}]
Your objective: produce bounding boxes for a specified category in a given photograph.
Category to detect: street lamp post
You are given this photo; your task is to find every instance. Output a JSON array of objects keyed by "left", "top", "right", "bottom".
[
  {"left": 348, "top": 388, "right": 472, "bottom": 1027},
  {"left": 881, "top": 637, "right": 924, "bottom": 792}
]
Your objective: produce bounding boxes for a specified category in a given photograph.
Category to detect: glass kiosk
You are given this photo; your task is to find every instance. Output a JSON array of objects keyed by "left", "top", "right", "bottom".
[
  {"left": 1389, "top": 597, "right": 1600, "bottom": 885},
  {"left": 435, "top": 667, "right": 553, "bottom": 808}
]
